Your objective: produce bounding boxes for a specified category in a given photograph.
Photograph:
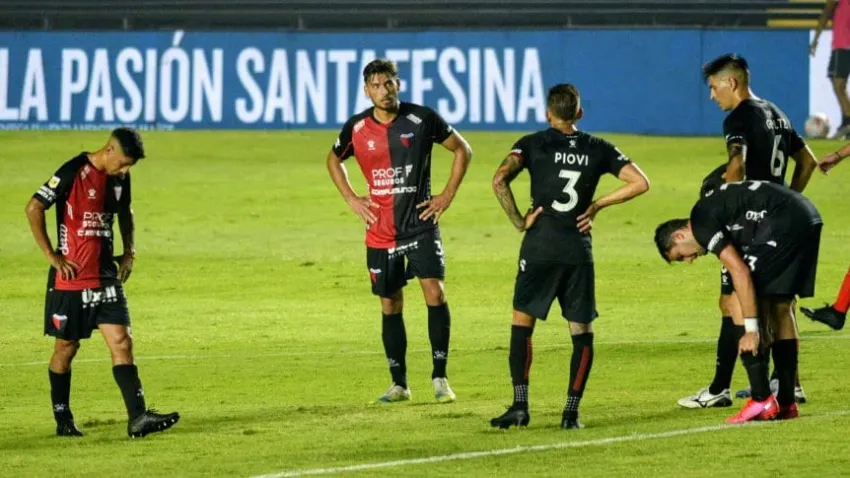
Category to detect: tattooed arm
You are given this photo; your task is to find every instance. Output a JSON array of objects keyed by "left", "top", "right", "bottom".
[
  {"left": 492, "top": 153, "right": 541, "bottom": 231},
  {"left": 724, "top": 141, "right": 746, "bottom": 183}
]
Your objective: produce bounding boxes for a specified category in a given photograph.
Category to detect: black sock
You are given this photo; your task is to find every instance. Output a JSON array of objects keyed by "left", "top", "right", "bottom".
[
  {"left": 771, "top": 339, "right": 799, "bottom": 406},
  {"left": 509, "top": 325, "right": 533, "bottom": 407},
  {"left": 564, "top": 332, "right": 594, "bottom": 421},
  {"left": 709, "top": 317, "right": 738, "bottom": 395},
  {"left": 382, "top": 313, "right": 408, "bottom": 388},
  {"left": 735, "top": 325, "right": 771, "bottom": 401},
  {"left": 49, "top": 369, "right": 73, "bottom": 422},
  {"left": 427, "top": 303, "right": 451, "bottom": 379},
  {"left": 112, "top": 365, "right": 146, "bottom": 420}
]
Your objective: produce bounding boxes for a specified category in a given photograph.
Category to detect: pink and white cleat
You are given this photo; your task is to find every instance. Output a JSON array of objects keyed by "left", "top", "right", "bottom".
[{"left": 726, "top": 396, "right": 779, "bottom": 424}]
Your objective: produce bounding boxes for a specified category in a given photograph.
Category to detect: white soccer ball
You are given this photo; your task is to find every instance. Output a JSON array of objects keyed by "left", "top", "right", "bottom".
[{"left": 804, "top": 113, "right": 831, "bottom": 138}]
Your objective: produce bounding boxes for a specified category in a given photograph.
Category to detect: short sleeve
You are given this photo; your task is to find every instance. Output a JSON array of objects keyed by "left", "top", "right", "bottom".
[
  {"left": 33, "top": 160, "right": 78, "bottom": 209},
  {"left": 690, "top": 202, "right": 729, "bottom": 256},
  {"left": 788, "top": 128, "right": 805, "bottom": 155},
  {"left": 332, "top": 118, "right": 356, "bottom": 160},
  {"left": 600, "top": 140, "right": 633, "bottom": 176},
  {"left": 723, "top": 116, "right": 747, "bottom": 148},
  {"left": 508, "top": 135, "right": 534, "bottom": 166},
  {"left": 424, "top": 109, "right": 454, "bottom": 143}
]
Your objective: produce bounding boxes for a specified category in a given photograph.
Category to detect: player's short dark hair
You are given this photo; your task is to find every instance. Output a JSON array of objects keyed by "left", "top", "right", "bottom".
[
  {"left": 547, "top": 84, "right": 581, "bottom": 121},
  {"left": 700, "top": 163, "right": 726, "bottom": 197},
  {"left": 363, "top": 59, "right": 398, "bottom": 83},
  {"left": 111, "top": 127, "right": 145, "bottom": 162},
  {"left": 702, "top": 53, "right": 750, "bottom": 84},
  {"left": 654, "top": 218, "right": 689, "bottom": 263}
]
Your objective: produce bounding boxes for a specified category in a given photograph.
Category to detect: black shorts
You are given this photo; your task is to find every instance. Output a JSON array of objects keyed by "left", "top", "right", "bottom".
[
  {"left": 718, "top": 224, "right": 822, "bottom": 299},
  {"left": 512, "top": 260, "right": 598, "bottom": 323},
  {"left": 828, "top": 49, "right": 850, "bottom": 79},
  {"left": 44, "top": 284, "right": 131, "bottom": 340},
  {"left": 366, "top": 229, "right": 446, "bottom": 297}
]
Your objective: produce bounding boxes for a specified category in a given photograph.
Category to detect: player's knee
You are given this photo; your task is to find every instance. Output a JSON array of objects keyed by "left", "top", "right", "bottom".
[
  {"left": 422, "top": 280, "right": 445, "bottom": 306},
  {"left": 380, "top": 290, "right": 404, "bottom": 315},
  {"left": 569, "top": 321, "right": 592, "bottom": 335}
]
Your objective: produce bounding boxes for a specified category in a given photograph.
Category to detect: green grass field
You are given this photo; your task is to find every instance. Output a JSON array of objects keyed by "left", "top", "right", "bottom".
[{"left": 0, "top": 130, "right": 848, "bottom": 477}]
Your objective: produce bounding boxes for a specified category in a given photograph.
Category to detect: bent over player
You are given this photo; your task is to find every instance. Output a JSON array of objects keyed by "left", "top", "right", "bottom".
[
  {"left": 488, "top": 84, "right": 650, "bottom": 429},
  {"left": 327, "top": 59, "right": 472, "bottom": 403},
  {"left": 655, "top": 180, "right": 823, "bottom": 423},
  {"left": 25, "top": 128, "right": 179, "bottom": 437}
]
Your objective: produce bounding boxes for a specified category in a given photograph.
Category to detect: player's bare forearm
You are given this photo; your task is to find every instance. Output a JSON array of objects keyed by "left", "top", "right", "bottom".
[
  {"left": 789, "top": 146, "right": 818, "bottom": 192},
  {"left": 439, "top": 132, "right": 473, "bottom": 198},
  {"left": 24, "top": 198, "right": 55, "bottom": 259},
  {"left": 725, "top": 147, "right": 745, "bottom": 182},
  {"left": 326, "top": 151, "right": 358, "bottom": 201},
  {"left": 118, "top": 206, "right": 136, "bottom": 255},
  {"left": 492, "top": 155, "right": 525, "bottom": 230},
  {"left": 815, "top": 1, "right": 837, "bottom": 38},
  {"left": 592, "top": 163, "right": 650, "bottom": 210}
]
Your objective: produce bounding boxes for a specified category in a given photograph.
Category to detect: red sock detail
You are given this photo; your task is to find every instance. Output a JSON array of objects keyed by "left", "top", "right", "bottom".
[
  {"left": 523, "top": 337, "right": 533, "bottom": 380},
  {"left": 572, "top": 346, "right": 591, "bottom": 393},
  {"left": 835, "top": 269, "right": 850, "bottom": 314}
]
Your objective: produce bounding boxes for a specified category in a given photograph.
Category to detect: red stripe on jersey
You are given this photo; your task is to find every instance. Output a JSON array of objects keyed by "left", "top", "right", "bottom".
[
  {"left": 55, "top": 163, "right": 107, "bottom": 291},
  {"left": 354, "top": 116, "right": 397, "bottom": 249}
]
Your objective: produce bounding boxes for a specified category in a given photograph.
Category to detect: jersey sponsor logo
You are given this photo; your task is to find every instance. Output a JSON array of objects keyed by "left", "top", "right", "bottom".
[
  {"left": 569, "top": 140, "right": 577, "bottom": 148},
  {"left": 353, "top": 119, "right": 366, "bottom": 132},
  {"left": 58, "top": 224, "right": 70, "bottom": 255},
  {"left": 745, "top": 210, "right": 767, "bottom": 221},
  {"left": 114, "top": 185, "right": 123, "bottom": 201},
  {"left": 333, "top": 137, "right": 341, "bottom": 149},
  {"left": 400, "top": 132, "right": 414, "bottom": 148},
  {"left": 367, "top": 139, "right": 376, "bottom": 151},
  {"left": 371, "top": 186, "right": 417, "bottom": 196},
  {"left": 406, "top": 113, "right": 422, "bottom": 124},
  {"left": 81, "top": 285, "right": 119, "bottom": 308},
  {"left": 388, "top": 241, "right": 419, "bottom": 258},
  {"left": 708, "top": 231, "right": 725, "bottom": 252},
  {"left": 372, "top": 165, "right": 414, "bottom": 187},
  {"left": 510, "top": 148, "right": 523, "bottom": 156},
  {"left": 87, "top": 188, "right": 97, "bottom": 200},
  {"left": 614, "top": 147, "right": 629, "bottom": 161},
  {"left": 48, "top": 175, "right": 61, "bottom": 188},
  {"left": 519, "top": 259, "right": 526, "bottom": 272},
  {"left": 37, "top": 185, "right": 56, "bottom": 202},
  {"left": 554, "top": 152, "right": 589, "bottom": 166}
]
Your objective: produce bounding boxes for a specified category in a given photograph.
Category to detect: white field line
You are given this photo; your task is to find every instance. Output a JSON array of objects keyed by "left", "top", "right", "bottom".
[
  {"left": 1, "top": 334, "right": 848, "bottom": 368},
  {"left": 251, "top": 409, "right": 850, "bottom": 478}
]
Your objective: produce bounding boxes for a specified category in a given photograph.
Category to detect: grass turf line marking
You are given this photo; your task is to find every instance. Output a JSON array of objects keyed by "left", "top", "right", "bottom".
[
  {"left": 251, "top": 409, "right": 850, "bottom": 477},
  {"left": 2, "top": 334, "right": 848, "bottom": 368}
]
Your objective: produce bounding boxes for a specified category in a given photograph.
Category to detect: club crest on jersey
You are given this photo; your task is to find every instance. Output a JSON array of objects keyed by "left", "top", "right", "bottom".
[
  {"left": 400, "top": 133, "right": 415, "bottom": 148},
  {"left": 114, "top": 186, "right": 123, "bottom": 201},
  {"left": 52, "top": 314, "right": 67, "bottom": 331}
]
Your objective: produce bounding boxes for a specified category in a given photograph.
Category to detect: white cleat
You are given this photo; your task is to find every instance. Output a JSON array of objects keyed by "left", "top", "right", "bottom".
[
  {"left": 432, "top": 377, "right": 456, "bottom": 403},
  {"left": 677, "top": 386, "right": 733, "bottom": 409},
  {"left": 376, "top": 383, "right": 411, "bottom": 403}
]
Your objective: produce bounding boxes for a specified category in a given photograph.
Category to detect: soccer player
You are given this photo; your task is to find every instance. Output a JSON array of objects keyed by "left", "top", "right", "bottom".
[
  {"left": 810, "top": 0, "right": 850, "bottom": 139},
  {"left": 655, "top": 180, "right": 823, "bottom": 423},
  {"left": 488, "top": 84, "right": 650, "bottom": 429},
  {"left": 25, "top": 128, "right": 180, "bottom": 438},
  {"left": 326, "top": 59, "right": 472, "bottom": 403},
  {"left": 801, "top": 144, "right": 850, "bottom": 329},
  {"left": 677, "top": 54, "right": 818, "bottom": 409}
]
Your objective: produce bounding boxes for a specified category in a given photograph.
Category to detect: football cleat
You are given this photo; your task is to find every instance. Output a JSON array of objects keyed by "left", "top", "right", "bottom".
[
  {"left": 561, "top": 413, "right": 584, "bottom": 430},
  {"left": 677, "top": 387, "right": 733, "bottom": 409},
  {"left": 489, "top": 405, "right": 530, "bottom": 429},
  {"left": 432, "top": 378, "right": 456, "bottom": 403},
  {"left": 726, "top": 396, "right": 778, "bottom": 424},
  {"left": 801, "top": 304, "right": 846, "bottom": 331},
  {"left": 128, "top": 410, "right": 180, "bottom": 438},
  {"left": 795, "top": 385, "right": 808, "bottom": 404},
  {"left": 376, "top": 384, "right": 411, "bottom": 403},
  {"left": 776, "top": 403, "right": 799, "bottom": 420},
  {"left": 56, "top": 420, "right": 84, "bottom": 437}
]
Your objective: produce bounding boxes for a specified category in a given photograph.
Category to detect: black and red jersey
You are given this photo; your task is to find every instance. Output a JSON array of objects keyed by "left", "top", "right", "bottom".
[
  {"left": 332, "top": 102, "right": 454, "bottom": 249},
  {"left": 33, "top": 153, "right": 131, "bottom": 291}
]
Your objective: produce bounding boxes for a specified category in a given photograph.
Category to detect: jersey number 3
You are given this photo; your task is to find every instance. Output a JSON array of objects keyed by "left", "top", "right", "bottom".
[{"left": 551, "top": 170, "right": 582, "bottom": 212}]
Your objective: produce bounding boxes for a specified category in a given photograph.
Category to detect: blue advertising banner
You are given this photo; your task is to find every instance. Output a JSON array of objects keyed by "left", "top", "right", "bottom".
[{"left": 0, "top": 29, "right": 809, "bottom": 134}]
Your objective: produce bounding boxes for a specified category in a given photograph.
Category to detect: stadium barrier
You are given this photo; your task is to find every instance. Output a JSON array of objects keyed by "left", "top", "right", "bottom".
[{"left": 0, "top": 29, "right": 809, "bottom": 135}]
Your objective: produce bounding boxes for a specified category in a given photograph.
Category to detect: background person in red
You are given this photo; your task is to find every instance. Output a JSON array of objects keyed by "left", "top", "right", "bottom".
[
  {"left": 811, "top": 0, "right": 850, "bottom": 139},
  {"left": 26, "top": 128, "right": 179, "bottom": 438},
  {"left": 326, "top": 59, "right": 473, "bottom": 404}
]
